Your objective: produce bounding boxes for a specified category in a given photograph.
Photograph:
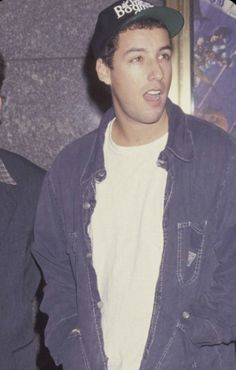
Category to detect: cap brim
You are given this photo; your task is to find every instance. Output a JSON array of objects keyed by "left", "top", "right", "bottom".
[{"left": 125, "top": 7, "right": 184, "bottom": 37}]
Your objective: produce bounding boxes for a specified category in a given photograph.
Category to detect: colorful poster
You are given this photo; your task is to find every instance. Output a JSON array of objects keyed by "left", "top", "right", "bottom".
[{"left": 192, "top": 0, "right": 236, "bottom": 133}]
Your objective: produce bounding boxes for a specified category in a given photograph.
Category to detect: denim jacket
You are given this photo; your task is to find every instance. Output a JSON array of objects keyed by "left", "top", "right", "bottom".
[{"left": 33, "top": 100, "right": 236, "bottom": 370}]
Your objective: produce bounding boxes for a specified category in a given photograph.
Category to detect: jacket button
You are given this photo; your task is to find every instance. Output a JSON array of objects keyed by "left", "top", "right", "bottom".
[
  {"left": 182, "top": 311, "right": 190, "bottom": 319},
  {"left": 97, "top": 169, "right": 106, "bottom": 178},
  {"left": 83, "top": 202, "right": 91, "bottom": 210},
  {"left": 97, "top": 301, "right": 103, "bottom": 310},
  {"left": 157, "top": 159, "right": 166, "bottom": 167},
  {"left": 71, "top": 328, "right": 81, "bottom": 335}
]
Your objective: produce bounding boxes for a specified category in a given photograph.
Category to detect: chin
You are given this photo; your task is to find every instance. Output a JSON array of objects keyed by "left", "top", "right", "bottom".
[{"left": 145, "top": 113, "right": 165, "bottom": 124}]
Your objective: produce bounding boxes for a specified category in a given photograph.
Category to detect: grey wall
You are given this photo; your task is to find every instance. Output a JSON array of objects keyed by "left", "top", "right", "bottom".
[
  {"left": 0, "top": 0, "right": 164, "bottom": 169},
  {"left": 0, "top": 0, "right": 113, "bottom": 169}
]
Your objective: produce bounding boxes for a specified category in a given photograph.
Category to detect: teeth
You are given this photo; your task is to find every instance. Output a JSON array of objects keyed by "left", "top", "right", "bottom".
[
  {"left": 147, "top": 90, "right": 160, "bottom": 95},
  {"left": 144, "top": 89, "right": 161, "bottom": 102}
]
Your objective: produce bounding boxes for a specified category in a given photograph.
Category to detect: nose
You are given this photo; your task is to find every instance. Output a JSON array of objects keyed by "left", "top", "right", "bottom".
[{"left": 147, "top": 60, "right": 163, "bottom": 81}]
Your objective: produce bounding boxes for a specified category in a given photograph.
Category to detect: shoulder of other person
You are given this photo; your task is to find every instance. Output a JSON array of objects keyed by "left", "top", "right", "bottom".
[{"left": 0, "top": 148, "right": 45, "bottom": 187}]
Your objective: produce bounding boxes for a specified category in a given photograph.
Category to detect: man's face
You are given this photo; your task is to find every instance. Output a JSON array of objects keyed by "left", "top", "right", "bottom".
[{"left": 97, "top": 27, "right": 172, "bottom": 129}]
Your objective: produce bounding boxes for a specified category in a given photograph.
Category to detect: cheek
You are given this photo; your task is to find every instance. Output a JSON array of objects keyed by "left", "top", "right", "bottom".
[
  {"left": 111, "top": 70, "right": 138, "bottom": 93},
  {"left": 111, "top": 77, "right": 140, "bottom": 110},
  {"left": 163, "top": 64, "right": 172, "bottom": 86},
  {"left": 162, "top": 60, "right": 171, "bottom": 72}
]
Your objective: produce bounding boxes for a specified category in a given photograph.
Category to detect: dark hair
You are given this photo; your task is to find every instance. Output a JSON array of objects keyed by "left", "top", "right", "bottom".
[
  {"left": 102, "top": 19, "right": 171, "bottom": 68},
  {"left": 0, "top": 52, "right": 6, "bottom": 90}
]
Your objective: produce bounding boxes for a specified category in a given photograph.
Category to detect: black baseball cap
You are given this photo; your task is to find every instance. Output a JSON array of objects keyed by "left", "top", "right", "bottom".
[{"left": 91, "top": 0, "right": 184, "bottom": 59}]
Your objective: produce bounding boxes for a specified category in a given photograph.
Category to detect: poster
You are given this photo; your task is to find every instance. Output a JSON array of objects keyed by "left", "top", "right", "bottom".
[{"left": 192, "top": 0, "right": 236, "bottom": 133}]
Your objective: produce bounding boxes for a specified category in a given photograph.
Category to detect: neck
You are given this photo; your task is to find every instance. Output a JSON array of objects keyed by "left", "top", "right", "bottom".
[{"left": 111, "top": 112, "right": 169, "bottom": 146}]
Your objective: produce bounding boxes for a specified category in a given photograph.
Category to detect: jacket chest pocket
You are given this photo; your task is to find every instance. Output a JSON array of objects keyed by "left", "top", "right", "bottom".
[{"left": 177, "top": 221, "right": 207, "bottom": 286}]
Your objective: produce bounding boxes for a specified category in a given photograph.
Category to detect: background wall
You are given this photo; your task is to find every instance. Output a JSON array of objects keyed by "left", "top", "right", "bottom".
[
  {"left": 0, "top": 0, "right": 164, "bottom": 170},
  {"left": 0, "top": 0, "right": 107, "bottom": 169}
]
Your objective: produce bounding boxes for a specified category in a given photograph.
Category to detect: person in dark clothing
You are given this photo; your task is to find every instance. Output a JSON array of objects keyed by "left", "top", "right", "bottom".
[{"left": 0, "top": 51, "right": 45, "bottom": 370}]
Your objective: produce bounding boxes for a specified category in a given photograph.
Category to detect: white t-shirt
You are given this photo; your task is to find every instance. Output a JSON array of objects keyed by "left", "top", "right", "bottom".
[{"left": 90, "top": 120, "right": 167, "bottom": 370}]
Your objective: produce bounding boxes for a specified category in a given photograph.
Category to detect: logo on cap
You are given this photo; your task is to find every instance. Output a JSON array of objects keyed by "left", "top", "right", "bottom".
[{"left": 113, "top": 0, "right": 154, "bottom": 19}]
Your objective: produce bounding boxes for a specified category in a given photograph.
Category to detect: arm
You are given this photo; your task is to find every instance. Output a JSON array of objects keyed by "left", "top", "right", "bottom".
[
  {"left": 183, "top": 155, "right": 236, "bottom": 346},
  {"left": 33, "top": 172, "right": 78, "bottom": 365}
]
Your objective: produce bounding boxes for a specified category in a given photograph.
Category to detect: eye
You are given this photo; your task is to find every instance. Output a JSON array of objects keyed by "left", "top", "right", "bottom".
[
  {"left": 158, "top": 53, "right": 171, "bottom": 62},
  {"left": 130, "top": 55, "right": 144, "bottom": 63}
]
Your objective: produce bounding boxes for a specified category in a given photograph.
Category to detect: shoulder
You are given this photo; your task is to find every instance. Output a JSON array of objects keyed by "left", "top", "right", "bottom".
[
  {"left": 186, "top": 114, "right": 236, "bottom": 158},
  {"left": 60, "top": 128, "right": 98, "bottom": 158},
  {"left": 169, "top": 100, "right": 236, "bottom": 156},
  {"left": 0, "top": 149, "right": 45, "bottom": 186},
  {"left": 49, "top": 128, "right": 98, "bottom": 175},
  {"left": 49, "top": 107, "right": 113, "bottom": 172}
]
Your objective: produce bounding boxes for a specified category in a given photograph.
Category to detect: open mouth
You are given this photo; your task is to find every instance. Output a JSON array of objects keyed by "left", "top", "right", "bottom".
[{"left": 144, "top": 90, "right": 161, "bottom": 102}]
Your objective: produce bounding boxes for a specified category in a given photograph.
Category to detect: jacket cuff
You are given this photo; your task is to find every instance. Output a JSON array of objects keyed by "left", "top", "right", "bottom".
[{"left": 45, "top": 314, "right": 79, "bottom": 365}]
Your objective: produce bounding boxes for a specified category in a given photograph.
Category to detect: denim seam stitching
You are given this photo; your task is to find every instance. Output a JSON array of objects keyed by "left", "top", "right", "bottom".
[
  {"left": 144, "top": 173, "right": 174, "bottom": 355},
  {"left": 86, "top": 254, "right": 107, "bottom": 367},
  {"left": 154, "top": 322, "right": 179, "bottom": 369},
  {"left": 78, "top": 335, "right": 91, "bottom": 370}
]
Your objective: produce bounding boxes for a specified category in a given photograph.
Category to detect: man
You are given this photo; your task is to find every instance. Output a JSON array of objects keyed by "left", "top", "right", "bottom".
[
  {"left": 33, "top": 1, "right": 236, "bottom": 369},
  {"left": 0, "top": 52, "right": 45, "bottom": 369}
]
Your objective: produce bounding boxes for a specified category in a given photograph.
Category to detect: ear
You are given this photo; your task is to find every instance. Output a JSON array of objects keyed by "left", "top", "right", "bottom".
[{"left": 96, "top": 58, "right": 111, "bottom": 86}]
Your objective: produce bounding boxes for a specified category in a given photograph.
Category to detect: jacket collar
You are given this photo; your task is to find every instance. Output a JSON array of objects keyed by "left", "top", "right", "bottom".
[
  {"left": 80, "top": 108, "right": 114, "bottom": 185},
  {"left": 165, "top": 99, "right": 194, "bottom": 162},
  {"left": 81, "top": 99, "right": 194, "bottom": 184}
]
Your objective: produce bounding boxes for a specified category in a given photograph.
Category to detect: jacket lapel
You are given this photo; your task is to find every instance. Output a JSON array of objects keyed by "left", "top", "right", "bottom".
[{"left": 0, "top": 159, "right": 17, "bottom": 244}]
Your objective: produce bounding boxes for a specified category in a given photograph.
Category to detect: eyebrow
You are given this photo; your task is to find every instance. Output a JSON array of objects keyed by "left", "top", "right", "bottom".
[
  {"left": 160, "top": 45, "right": 173, "bottom": 52},
  {"left": 124, "top": 44, "right": 173, "bottom": 56}
]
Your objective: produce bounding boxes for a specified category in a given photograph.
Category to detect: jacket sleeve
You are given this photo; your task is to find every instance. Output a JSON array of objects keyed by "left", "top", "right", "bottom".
[
  {"left": 183, "top": 155, "right": 236, "bottom": 346},
  {"left": 33, "top": 172, "right": 79, "bottom": 365}
]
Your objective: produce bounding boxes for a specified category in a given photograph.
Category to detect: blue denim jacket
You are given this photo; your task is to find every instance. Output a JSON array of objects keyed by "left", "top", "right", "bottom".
[{"left": 33, "top": 100, "right": 236, "bottom": 370}]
